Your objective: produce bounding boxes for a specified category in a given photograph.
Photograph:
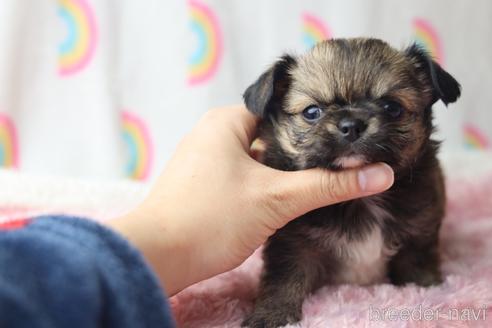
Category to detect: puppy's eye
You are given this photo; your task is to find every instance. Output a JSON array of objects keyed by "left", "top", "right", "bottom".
[
  {"left": 302, "top": 106, "right": 322, "bottom": 122},
  {"left": 383, "top": 101, "right": 403, "bottom": 118}
]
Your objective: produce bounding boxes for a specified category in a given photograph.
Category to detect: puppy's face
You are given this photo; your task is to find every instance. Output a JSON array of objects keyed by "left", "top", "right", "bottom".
[{"left": 244, "top": 39, "right": 461, "bottom": 171}]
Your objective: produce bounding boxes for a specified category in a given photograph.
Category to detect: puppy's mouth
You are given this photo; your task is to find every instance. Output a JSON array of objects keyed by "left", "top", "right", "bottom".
[{"left": 332, "top": 155, "right": 367, "bottom": 170}]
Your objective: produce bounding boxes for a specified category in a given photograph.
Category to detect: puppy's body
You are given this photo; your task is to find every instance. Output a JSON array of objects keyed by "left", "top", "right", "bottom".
[{"left": 242, "top": 39, "right": 460, "bottom": 328}]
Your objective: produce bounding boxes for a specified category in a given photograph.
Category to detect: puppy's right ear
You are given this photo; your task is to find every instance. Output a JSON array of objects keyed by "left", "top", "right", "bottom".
[{"left": 243, "top": 55, "right": 297, "bottom": 118}]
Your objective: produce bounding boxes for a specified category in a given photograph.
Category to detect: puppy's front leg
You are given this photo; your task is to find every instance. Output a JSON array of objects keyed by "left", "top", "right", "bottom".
[
  {"left": 242, "top": 237, "right": 323, "bottom": 328},
  {"left": 242, "top": 268, "right": 313, "bottom": 328},
  {"left": 388, "top": 235, "right": 442, "bottom": 287}
]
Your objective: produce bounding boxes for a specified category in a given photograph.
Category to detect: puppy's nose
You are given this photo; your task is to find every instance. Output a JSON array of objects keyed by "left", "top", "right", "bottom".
[{"left": 337, "top": 118, "right": 367, "bottom": 142}]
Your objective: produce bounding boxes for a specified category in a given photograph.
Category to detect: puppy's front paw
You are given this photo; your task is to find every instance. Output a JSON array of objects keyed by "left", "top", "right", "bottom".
[
  {"left": 413, "top": 269, "right": 442, "bottom": 287},
  {"left": 391, "top": 268, "right": 442, "bottom": 287},
  {"left": 241, "top": 309, "right": 301, "bottom": 328}
]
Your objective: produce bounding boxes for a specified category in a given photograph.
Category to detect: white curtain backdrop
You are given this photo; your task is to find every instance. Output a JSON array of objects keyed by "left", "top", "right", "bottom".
[{"left": 0, "top": 0, "right": 490, "bottom": 181}]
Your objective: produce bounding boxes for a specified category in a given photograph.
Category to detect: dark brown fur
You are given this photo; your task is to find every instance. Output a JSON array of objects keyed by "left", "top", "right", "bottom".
[{"left": 241, "top": 38, "right": 461, "bottom": 328}]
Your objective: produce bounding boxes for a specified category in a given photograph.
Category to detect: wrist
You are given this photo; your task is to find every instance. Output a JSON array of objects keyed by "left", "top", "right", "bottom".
[{"left": 106, "top": 207, "right": 193, "bottom": 295}]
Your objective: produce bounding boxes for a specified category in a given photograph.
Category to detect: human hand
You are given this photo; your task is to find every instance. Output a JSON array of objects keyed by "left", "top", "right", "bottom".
[{"left": 108, "top": 105, "right": 394, "bottom": 295}]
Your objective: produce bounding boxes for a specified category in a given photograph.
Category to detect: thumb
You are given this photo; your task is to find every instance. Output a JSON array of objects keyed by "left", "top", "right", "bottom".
[{"left": 264, "top": 163, "right": 394, "bottom": 227}]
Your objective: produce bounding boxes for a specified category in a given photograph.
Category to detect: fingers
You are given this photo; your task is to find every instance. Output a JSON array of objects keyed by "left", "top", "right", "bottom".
[
  {"left": 261, "top": 163, "right": 394, "bottom": 228},
  {"left": 232, "top": 106, "right": 260, "bottom": 146},
  {"left": 249, "top": 138, "right": 266, "bottom": 162},
  {"left": 201, "top": 106, "right": 260, "bottom": 149}
]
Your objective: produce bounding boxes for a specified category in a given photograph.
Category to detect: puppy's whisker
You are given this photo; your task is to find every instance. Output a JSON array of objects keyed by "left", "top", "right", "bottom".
[{"left": 374, "top": 143, "right": 389, "bottom": 152}]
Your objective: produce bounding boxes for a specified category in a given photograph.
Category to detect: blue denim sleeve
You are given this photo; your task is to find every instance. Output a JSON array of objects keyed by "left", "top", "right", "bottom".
[{"left": 0, "top": 216, "right": 175, "bottom": 328}]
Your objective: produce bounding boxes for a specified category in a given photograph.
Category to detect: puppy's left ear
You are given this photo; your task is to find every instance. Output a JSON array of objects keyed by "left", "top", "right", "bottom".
[
  {"left": 405, "top": 44, "right": 461, "bottom": 106},
  {"left": 243, "top": 54, "right": 297, "bottom": 118}
]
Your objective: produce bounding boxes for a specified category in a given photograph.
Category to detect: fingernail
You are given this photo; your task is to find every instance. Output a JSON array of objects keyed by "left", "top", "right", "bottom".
[{"left": 358, "top": 163, "right": 394, "bottom": 192}]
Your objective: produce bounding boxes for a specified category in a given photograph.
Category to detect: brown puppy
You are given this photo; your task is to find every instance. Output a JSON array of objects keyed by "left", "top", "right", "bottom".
[{"left": 241, "top": 38, "right": 461, "bottom": 328}]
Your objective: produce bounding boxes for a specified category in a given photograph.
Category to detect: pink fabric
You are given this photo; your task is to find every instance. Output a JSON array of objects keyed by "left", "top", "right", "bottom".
[
  {"left": 0, "top": 172, "right": 491, "bottom": 327},
  {"left": 171, "top": 174, "right": 492, "bottom": 327}
]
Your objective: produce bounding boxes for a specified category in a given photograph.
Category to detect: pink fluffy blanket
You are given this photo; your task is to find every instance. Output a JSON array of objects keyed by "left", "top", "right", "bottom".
[{"left": 0, "top": 152, "right": 491, "bottom": 327}]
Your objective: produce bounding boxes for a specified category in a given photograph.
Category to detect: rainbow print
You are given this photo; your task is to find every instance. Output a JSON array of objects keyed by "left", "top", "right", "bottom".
[
  {"left": 58, "top": 0, "right": 98, "bottom": 76},
  {"left": 0, "top": 113, "right": 19, "bottom": 168},
  {"left": 413, "top": 18, "right": 444, "bottom": 66},
  {"left": 302, "top": 13, "right": 331, "bottom": 49},
  {"left": 188, "top": 0, "right": 223, "bottom": 85},
  {"left": 464, "top": 124, "right": 490, "bottom": 150},
  {"left": 121, "top": 111, "right": 153, "bottom": 180}
]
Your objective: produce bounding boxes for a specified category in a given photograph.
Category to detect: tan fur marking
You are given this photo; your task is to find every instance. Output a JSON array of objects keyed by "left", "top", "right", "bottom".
[
  {"left": 325, "top": 122, "right": 338, "bottom": 134},
  {"left": 273, "top": 122, "right": 300, "bottom": 156},
  {"left": 284, "top": 92, "right": 317, "bottom": 114},
  {"left": 366, "top": 117, "right": 380, "bottom": 135}
]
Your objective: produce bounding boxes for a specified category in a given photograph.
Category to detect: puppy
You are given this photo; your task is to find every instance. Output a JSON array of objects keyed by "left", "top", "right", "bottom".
[{"left": 241, "top": 38, "right": 461, "bottom": 328}]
